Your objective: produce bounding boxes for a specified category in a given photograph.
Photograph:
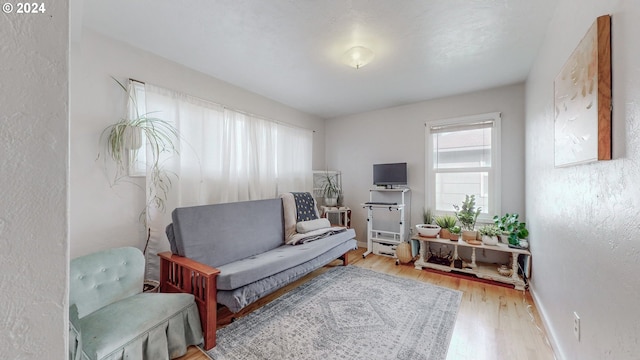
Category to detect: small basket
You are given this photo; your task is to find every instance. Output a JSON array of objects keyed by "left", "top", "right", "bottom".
[
  {"left": 497, "top": 265, "right": 513, "bottom": 277},
  {"left": 143, "top": 279, "right": 160, "bottom": 293}
]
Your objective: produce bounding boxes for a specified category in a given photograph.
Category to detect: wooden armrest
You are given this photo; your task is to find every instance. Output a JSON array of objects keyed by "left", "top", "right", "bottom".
[
  {"left": 158, "top": 251, "right": 221, "bottom": 277},
  {"left": 158, "top": 251, "right": 219, "bottom": 350}
]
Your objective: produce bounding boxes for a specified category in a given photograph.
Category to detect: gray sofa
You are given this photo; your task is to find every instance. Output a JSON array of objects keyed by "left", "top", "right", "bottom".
[{"left": 159, "top": 197, "right": 357, "bottom": 349}]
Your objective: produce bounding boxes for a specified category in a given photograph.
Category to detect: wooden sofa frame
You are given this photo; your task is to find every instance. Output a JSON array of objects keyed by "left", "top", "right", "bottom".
[{"left": 159, "top": 251, "right": 349, "bottom": 350}]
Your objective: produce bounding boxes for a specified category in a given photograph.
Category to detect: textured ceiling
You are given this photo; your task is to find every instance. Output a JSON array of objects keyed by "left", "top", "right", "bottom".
[{"left": 80, "top": 0, "right": 558, "bottom": 119}]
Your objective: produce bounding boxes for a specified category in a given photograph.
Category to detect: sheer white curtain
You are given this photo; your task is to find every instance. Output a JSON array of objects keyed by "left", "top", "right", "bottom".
[
  {"left": 140, "top": 84, "right": 313, "bottom": 280},
  {"left": 277, "top": 124, "right": 313, "bottom": 194}
]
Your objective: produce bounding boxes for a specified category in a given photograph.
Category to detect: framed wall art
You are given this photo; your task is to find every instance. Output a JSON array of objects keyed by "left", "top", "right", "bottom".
[{"left": 554, "top": 15, "right": 611, "bottom": 167}]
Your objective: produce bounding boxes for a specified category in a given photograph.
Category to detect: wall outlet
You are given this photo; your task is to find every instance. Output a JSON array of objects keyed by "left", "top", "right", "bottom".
[{"left": 573, "top": 312, "right": 580, "bottom": 341}]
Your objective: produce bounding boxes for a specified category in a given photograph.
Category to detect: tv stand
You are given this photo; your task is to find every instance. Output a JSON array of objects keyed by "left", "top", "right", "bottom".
[{"left": 362, "top": 188, "right": 411, "bottom": 260}]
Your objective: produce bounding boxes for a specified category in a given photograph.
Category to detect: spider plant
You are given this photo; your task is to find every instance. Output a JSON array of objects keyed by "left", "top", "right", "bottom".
[
  {"left": 99, "top": 77, "right": 179, "bottom": 215},
  {"left": 320, "top": 171, "right": 341, "bottom": 206}
]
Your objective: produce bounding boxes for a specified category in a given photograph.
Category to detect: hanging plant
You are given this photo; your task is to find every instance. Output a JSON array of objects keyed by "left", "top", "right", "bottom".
[{"left": 98, "top": 77, "right": 179, "bottom": 215}]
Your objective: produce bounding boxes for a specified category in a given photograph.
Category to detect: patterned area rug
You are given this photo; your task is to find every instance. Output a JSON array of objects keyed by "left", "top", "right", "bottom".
[{"left": 207, "top": 266, "right": 462, "bottom": 360}]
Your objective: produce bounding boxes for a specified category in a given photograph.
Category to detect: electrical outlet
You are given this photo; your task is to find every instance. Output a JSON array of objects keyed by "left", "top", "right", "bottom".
[{"left": 573, "top": 312, "right": 580, "bottom": 341}]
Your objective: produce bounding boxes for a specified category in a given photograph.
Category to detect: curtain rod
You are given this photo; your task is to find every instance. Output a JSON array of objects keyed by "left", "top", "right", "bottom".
[{"left": 129, "top": 78, "right": 145, "bottom": 85}]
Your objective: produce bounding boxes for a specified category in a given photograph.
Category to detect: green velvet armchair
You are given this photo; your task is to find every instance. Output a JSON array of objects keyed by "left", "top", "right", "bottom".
[{"left": 69, "top": 247, "right": 202, "bottom": 360}]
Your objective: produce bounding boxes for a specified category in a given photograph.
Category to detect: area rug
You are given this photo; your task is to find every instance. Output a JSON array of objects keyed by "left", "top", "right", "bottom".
[{"left": 207, "top": 266, "right": 462, "bottom": 360}]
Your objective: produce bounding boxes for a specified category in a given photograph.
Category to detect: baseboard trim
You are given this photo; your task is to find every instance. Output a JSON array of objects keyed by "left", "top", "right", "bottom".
[{"left": 529, "top": 280, "right": 562, "bottom": 360}]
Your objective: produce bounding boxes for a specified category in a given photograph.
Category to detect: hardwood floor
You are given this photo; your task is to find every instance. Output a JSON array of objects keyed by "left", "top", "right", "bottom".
[{"left": 177, "top": 248, "right": 555, "bottom": 360}]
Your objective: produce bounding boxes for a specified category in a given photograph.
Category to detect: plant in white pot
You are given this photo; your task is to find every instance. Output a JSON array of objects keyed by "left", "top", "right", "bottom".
[
  {"left": 479, "top": 224, "right": 501, "bottom": 246},
  {"left": 320, "top": 171, "right": 341, "bottom": 206},
  {"left": 493, "top": 213, "right": 529, "bottom": 247},
  {"left": 453, "top": 194, "right": 481, "bottom": 244}
]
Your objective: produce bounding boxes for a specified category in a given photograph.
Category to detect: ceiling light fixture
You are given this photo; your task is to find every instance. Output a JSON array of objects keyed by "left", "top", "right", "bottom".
[{"left": 342, "top": 46, "right": 374, "bottom": 69}]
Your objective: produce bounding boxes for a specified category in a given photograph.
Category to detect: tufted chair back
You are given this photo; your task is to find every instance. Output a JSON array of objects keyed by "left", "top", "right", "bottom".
[{"left": 70, "top": 247, "right": 145, "bottom": 318}]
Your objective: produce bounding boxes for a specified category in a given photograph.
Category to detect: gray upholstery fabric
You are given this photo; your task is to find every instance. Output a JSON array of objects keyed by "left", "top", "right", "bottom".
[
  {"left": 217, "top": 239, "right": 357, "bottom": 312},
  {"left": 170, "top": 199, "right": 284, "bottom": 268},
  {"left": 166, "top": 198, "right": 358, "bottom": 314},
  {"left": 216, "top": 229, "right": 356, "bottom": 290}
]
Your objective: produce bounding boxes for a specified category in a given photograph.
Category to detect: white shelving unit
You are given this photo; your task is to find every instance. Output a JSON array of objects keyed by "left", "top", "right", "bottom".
[
  {"left": 362, "top": 188, "right": 411, "bottom": 260},
  {"left": 412, "top": 235, "right": 531, "bottom": 290}
]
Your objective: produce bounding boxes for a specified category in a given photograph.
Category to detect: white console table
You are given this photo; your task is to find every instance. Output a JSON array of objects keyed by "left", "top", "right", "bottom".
[
  {"left": 321, "top": 206, "right": 351, "bottom": 228},
  {"left": 412, "top": 235, "right": 531, "bottom": 290}
]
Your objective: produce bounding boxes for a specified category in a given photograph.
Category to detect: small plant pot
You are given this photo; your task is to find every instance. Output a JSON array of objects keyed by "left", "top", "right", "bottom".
[
  {"left": 499, "top": 234, "right": 510, "bottom": 244},
  {"left": 449, "top": 233, "right": 460, "bottom": 241},
  {"left": 461, "top": 230, "right": 477, "bottom": 242},
  {"left": 439, "top": 228, "right": 451, "bottom": 239},
  {"left": 482, "top": 235, "right": 499, "bottom": 246},
  {"left": 416, "top": 224, "right": 441, "bottom": 238},
  {"left": 324, "top": 197, "right": 338, "bottom": 206}
]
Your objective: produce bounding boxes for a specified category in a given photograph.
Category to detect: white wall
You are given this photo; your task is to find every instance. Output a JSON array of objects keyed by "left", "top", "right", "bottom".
[
  {"left": 0, "top": 2, "right": 68, "bottom": 358},
  {"left": 526, "top": 1, "right": 640, "bottom": 358},
  {"left": 325, "top": 83, "right": 526, "bottom": 245},
  {"left": 70, "top": 29, "right": 326, "bottom": 258}
]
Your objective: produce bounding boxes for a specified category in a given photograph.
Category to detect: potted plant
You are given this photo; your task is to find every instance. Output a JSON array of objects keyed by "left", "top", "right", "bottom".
[
  {"left": 493, "top": 213, "right": 529, "bottom": 246},
  {"left": 99, "top": 77, "right": 179, "bottom": 257},
  {"left": 435, "top": 214, "right": 457, "bottom": 239},
  {"left": 448, "top": 225, "right": 461, "bottom": 241},
  {"left": 453, "top": 194, "right": 481, "bottom": 243},
  {"left": 479, "top": 224, "right": 501, "bottom": 246},
  {"left": 510, "top": 221, "right": 529, "bottom": 248},
  {"left": 320, "top": 171, "right": 341, "bottom": 206},
  {"left": 423, "top": 208, "right": 434, "bottom": 224}
]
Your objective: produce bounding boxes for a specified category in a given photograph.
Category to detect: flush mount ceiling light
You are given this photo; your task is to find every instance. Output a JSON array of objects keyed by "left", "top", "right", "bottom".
[{"left": 342, "top": 46, "right": 374, "bottom": 69}]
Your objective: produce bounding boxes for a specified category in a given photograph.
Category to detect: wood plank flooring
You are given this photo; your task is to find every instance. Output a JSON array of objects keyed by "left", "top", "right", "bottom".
[{"left": 177, "top": 248, "right": 555, "bottom": 360}]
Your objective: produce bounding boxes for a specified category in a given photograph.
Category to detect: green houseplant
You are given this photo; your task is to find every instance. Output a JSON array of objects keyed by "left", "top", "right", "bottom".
[
  {"left": 435, "top": 214, "right": 457, "bottom": 239},
  {"left": 448, "top": 225, "right": 461, "bottom": 241},
  {"left": 479, "top": 224, "right": 501, "bottom": 246},
  {"left": 99, "top": 78, "right": 179, "bottom": 215},
  {"left": 493, "top": 213, "right": 529, "bottom": 246},
  {"left": 320, "top": 171, "right": 341, "bottom": 206},
  {"left": 453, "top": 194, "right": 482, "bottom": 243},
  {"left": 98, "top": 78, "right": 180, "bottom": 266},
  {"left": 423, "top": 208, "right": 434, "bottom": 224}
]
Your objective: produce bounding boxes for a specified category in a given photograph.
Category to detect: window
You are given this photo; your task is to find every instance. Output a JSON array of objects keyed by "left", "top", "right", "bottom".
[{"left": 425, "top": 112, "right": 501, "bottom": 222}]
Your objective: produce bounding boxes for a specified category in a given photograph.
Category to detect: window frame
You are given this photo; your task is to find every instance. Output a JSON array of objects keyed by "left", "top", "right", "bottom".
[{"left": 425, "top": 112, "right": 502, "bottom": 223}]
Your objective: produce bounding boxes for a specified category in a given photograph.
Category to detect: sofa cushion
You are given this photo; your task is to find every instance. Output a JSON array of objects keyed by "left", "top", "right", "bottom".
[
  {"left": 292, "top": 192, "right": 318, "bottom": 221},
  {"left": 170, "top": 198, "right": 285, "bottom": 268},
  {"left": 217, "top": 238, "right": 358, "bottom": 312},
  {"left": 216, "top": 228, "right": 356, "bottom": 290},
  {"left": 79, "top": 293, "right": 202, "bottom": 360}
]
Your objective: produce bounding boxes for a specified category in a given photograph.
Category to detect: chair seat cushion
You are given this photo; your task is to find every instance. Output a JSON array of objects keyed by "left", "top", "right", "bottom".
[
  {"left": 78, "top": 293, "right": 202, "bottom": 360},
  {"left": 216, "top": 229, "right": 356, "bottom": 290}
]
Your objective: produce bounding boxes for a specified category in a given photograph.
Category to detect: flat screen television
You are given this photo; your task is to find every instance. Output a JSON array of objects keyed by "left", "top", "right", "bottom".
[{"left": 373, "top": 162, "right": 407, "bottom": 188}]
